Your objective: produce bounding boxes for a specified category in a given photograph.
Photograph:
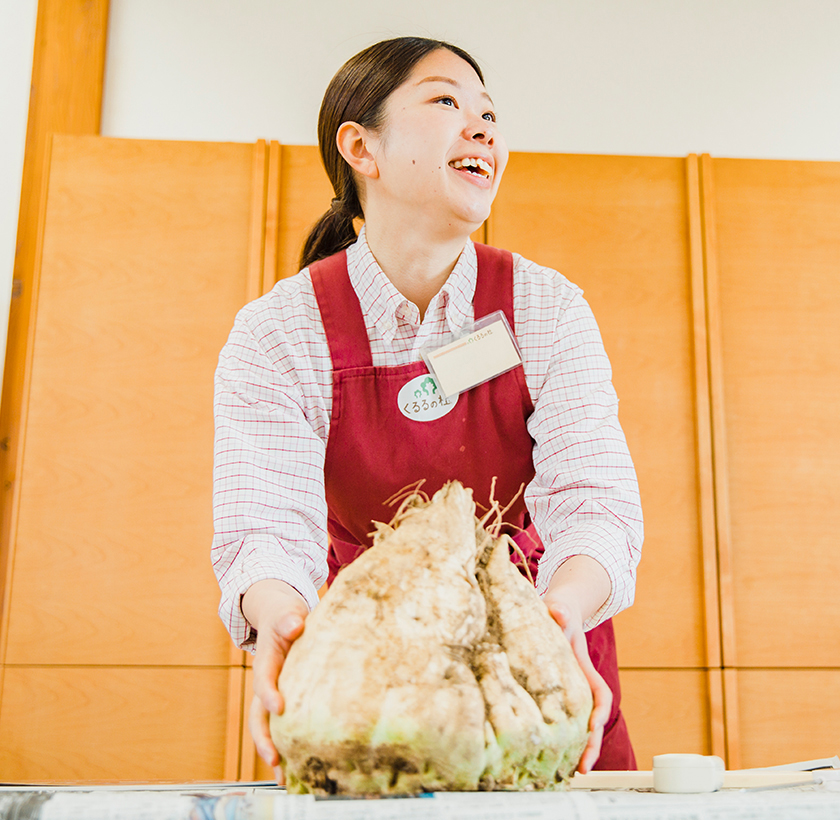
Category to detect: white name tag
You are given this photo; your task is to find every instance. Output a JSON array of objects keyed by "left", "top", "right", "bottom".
[
  {"left": 397, "top": 374, "right": 457, "bottom": 422},
  {"left": 422, "top": 311, "right": 522, "bottom": 399}
]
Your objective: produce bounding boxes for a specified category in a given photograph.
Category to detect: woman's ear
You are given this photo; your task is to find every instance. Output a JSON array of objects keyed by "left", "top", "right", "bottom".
[{"left": 336, "top": 122, "right": 379, "bottom": 180}]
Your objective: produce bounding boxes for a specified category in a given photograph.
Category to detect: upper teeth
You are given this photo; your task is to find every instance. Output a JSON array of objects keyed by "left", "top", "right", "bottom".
[{"left": 451, "top": 157, "right": 493, "bottom": 178}]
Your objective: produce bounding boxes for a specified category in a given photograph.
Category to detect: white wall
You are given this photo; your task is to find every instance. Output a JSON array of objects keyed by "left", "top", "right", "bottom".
[
  {"left": 4, "top": 0, "right": 840, "bottom": 379},
  {"left": 100, "top": 0, "right": 840, "bottom": 159},
  {"left": 0, "top": 0, "right": 39, "bottom": 380}
]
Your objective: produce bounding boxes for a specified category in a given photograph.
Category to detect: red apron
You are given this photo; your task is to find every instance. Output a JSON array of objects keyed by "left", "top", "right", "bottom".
[{"left": 310, "top": 245, "right": 635, "bottom": 771}]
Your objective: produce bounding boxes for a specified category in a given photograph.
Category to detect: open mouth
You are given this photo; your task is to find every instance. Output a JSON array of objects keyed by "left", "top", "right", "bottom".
[{"left": 449, "top": 157, "right": 494, "bottom": 181}]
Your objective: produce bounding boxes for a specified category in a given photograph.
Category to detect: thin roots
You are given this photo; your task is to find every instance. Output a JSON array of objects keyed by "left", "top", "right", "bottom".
[
  {"left": 383, "top": 480, "right": 430, "bottom": 529},
  {"left": 507, "top": 532, "right": 534, "bottom": 587},
  {"left": 476, "top": 480, "right": 534, "bottom": 586},
  {"left": 378, "top": 478, "right": 535, "bottom": 585},
  {"left": 384, "top": 479, "right": 428, "bottom": 507}
]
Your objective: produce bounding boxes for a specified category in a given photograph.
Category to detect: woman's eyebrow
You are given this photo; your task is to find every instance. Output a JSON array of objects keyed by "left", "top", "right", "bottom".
[{"left": 416, "top": 75, "right": 494, "bottom": 105}]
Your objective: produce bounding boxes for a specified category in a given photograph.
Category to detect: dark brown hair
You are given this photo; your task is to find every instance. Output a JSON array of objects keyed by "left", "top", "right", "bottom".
[{"left": 299, "top": 37, "right": 484, "bottom": 269}]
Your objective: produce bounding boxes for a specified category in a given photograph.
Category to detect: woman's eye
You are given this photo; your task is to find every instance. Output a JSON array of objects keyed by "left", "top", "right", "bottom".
[{"left": 436, "top": 96, "right": 456, "bottom": 107}]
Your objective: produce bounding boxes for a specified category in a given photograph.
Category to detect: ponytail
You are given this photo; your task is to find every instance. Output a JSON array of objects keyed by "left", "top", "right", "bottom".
[
  {"left": 299, "top": 37, "right": 484, "bottom": 270},
  {"left": 300, "top": 194, "right": 361, "bottom": 269}
]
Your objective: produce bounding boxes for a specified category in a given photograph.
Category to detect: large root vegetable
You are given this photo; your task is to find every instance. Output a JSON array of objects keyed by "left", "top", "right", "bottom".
[{"left": 270, "top": 481, "right": 592, "bottom": 795}]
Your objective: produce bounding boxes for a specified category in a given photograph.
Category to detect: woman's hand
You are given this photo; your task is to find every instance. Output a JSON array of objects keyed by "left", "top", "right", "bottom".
[
  {"left": 543, "top": 556, "right": 613, "bottom": 774},
  {"left": 241, "top": 579, "right": 310, "bottom": 783}
]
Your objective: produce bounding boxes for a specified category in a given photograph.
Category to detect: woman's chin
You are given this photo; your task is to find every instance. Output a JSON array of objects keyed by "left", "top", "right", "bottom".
[{"left": 449, "top": 201, "right": 493, "bottom": 235}]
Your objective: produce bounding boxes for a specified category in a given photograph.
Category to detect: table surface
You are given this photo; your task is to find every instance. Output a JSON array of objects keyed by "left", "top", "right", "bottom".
[{"left": 3, "top": 778, "right": 840, "bottom": 820}]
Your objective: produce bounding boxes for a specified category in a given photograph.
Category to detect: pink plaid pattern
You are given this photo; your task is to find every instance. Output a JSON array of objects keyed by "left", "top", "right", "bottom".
[{"left": 213, "top": 228, "right": 643, "bottom": 649}]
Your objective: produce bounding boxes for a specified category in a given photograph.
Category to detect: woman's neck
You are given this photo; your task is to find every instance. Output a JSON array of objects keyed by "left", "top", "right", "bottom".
[{"left": 363, "top": 221, "right": 469, "bottom": 320}]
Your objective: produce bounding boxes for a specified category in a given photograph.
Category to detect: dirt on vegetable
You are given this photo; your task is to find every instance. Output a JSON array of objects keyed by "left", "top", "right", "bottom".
[{"left": 270, "top": 481, "right": 592, "bottom": 795}]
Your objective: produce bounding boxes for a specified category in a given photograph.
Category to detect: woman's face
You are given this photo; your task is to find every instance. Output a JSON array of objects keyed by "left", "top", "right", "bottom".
[{"left": 363, "top": 48, "right": 509, "bottom": 233}]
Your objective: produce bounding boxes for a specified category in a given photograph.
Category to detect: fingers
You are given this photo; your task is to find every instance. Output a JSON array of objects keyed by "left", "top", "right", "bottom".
[
  {"left": 252, "top": 608, "right": 307, "bottom": 715},
  {"left": 577, "top": 665, "right": 612, "bottom": 773},
  {"left": 241, "top": 582, "right": 310, "bottom": 786},
  {"left": 252, "top": 637, "right": 285, "bottom": 715},
  {"left": 578, "top": 720, "right": 605, "bottom": 774},
  {"left": 589, "top": 668, "right": 613, "bottom": 730},
  {"left": 546, "top": 600, "right": 612, "bottom": 775},
  {"left": 546, "top": 599, "right": 573, "bottom": 633},
  {"left": 278, "top": 610, "right": 306, "bottom": 642},
  {"left": 572, "top": 637, "right": 612, "bottom": 774},
  {"left": 249, "top": 693, "right": 280, "bottom": 769}
]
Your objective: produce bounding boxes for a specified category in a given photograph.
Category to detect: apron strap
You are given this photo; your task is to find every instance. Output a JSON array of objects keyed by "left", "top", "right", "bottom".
[
  {"left": 473, "top": 244, "right": 515, "bottom": 331},
  {"left": 473, "top": 243, "right": 533, "bottom": 416},
  {"left": 310, "top": 250, "right": 374, "bottom": 370}
]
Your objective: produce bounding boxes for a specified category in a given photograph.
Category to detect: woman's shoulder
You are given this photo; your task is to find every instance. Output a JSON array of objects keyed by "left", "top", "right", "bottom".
[
  {"left": 509, "top": 249, "right": 584, "bottom": 311},
  {"left": 234, "top": 267, "right": 322, "bottom": 339}
]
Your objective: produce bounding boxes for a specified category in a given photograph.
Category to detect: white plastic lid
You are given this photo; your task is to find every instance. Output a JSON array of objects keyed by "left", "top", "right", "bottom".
[
  {"left": 653, "top": 754, "right": 725, "bottom": 793},
  {"left": 653, "top": 753, "right": 722, "bottom": 769}
]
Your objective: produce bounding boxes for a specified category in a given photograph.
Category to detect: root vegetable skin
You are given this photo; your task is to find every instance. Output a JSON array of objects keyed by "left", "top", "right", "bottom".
[{"left": 270, "top": 482, "right": 592, "bottom": 795}]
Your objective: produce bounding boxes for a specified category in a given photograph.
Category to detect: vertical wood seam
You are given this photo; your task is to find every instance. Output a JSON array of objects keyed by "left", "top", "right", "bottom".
[
  {"left": 699, "top": 153, "right": 740, "bottom": 767},
  {"left": 699, "top": 154, "right": 737, "bottom": 668},
  {"left": 239, "top": 667, "right": 257, "bottom": 781},
  {"left": 224, "top": 665, "right": 246, "bottom": 780},
  {"left": 722, "top": 667, "right": 742, "bottom": 768},
  {"left": 263, "top": 141, "right": 282, "bottom": 291},
  {"left": 245, "top": 140, "right": 269, "bottom": 304},
  {"left": 687, "top": 153, "right": 726, "bottom": 759},
  {"left": 686, "top": 154, "right": 722, "bottom": 670},
  {"left": 706, "top": 668, "right": 726, "bottom": 759}
]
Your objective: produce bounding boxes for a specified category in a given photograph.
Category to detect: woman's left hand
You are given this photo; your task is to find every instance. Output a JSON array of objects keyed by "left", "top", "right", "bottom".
[
  {"left": 544, "top": 596, "right": 612, "bottom": 773},
  {"left": 543, "top": 557, "right": 613, "bottom": 774}
]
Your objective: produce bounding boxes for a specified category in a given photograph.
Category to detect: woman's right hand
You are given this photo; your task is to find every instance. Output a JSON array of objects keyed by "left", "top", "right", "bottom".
[{"left": 241, "top": 579, "right": 309, "bottom": 783}]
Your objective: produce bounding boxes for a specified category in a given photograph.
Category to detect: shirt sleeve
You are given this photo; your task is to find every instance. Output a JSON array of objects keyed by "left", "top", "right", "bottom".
[
  {"left": 211, "top": 309, "right": 329, "bottom": 650},
  {"left": 525, "top": 289, "right": 643, "bottom": 630}
]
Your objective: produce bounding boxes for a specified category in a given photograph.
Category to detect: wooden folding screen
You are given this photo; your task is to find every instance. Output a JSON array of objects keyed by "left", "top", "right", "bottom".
[
  {"left": 1, "top": 136, "right": 259, "bottom": 781},
  {"left": 0, "top": 136, "right": 334, "bottom": 782},
  {"left": 2, "top": 136, "right": 839, "bottom": 781},
  {"left": 700, "top": 156, "right": 840, "bottom": 768},
  {"left": 0, "top": 0, "right": 110, "bottom": 626}
]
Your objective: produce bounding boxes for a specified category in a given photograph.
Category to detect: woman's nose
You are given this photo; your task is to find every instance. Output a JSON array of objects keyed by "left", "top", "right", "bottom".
[{"left": 467, "top": 120, "right": 494, "bottom": 145}]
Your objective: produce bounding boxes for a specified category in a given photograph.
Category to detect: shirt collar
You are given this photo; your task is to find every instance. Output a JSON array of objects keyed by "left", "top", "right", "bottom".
[{"left": 346, "top": 226, "right": 477, "bottom": 343}]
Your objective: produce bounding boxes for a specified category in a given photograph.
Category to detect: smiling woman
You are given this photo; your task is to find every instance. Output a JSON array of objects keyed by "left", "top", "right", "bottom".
[
  {"left": 300, "top": 38, "right": 498, "bottom": 278},
  {"left": 211, "top": 36, "right": 643, "bottom": 789},
  {"left": 331, "top": 47, "right": 508, "bottom": 313}
]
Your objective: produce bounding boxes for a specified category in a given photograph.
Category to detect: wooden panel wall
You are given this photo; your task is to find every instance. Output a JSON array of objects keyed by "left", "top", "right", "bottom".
[
  {"left": 0, "top": 136, "right": 260, "bottom": 782},
  {"left": 0, "top": 137, "right": 339, "bottom": 783},
  {"left": 701, "top": 156, "right": 840, "bottom": 768},
  {"left": 2, "top": 139, "right": 839, "bottom": 780},
  {"left": 0, "top": 0, "right": 110, "bottom": 678}
]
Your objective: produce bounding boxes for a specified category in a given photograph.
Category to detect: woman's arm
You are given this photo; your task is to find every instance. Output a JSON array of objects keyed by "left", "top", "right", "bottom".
[
  {"left": 515, "top": 260, "right": 643, "bottom": 770},
  {"left": 212, "top": 300, "right": 330, "bottom": 648},
  {"left": 212, "top": 299, "right": 332, "bottom": 776},
  {"left": 521, "top": 279, "right": 643, "bottom": 628}
]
